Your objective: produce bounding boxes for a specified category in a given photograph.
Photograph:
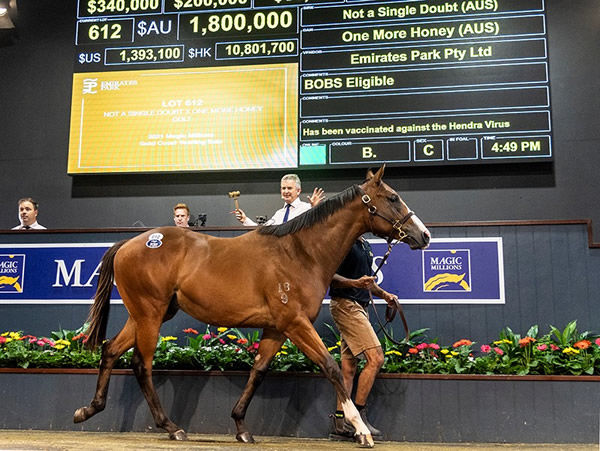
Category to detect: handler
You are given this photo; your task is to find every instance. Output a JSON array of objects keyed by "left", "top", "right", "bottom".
[{"left": 328, "top": 235, "right": 399, "bottom": 441}]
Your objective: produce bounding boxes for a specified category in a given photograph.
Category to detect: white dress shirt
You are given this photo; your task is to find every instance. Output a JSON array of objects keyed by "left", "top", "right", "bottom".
[
  {"left": 243, "top": 197, "right": 312, "bottom": 226},
  {"left": 12, "top": 221, "right": 46, "bottom": 230}
]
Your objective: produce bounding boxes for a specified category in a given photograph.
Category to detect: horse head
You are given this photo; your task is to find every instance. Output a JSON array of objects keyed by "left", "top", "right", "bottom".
[{"left": 360, "top": 165, "right": 430, "bottom": 250}]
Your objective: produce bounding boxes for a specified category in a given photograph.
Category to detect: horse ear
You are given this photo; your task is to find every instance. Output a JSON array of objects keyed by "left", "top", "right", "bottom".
[{"left": 372, "top": 164, "right": 385, "bottom": 185}]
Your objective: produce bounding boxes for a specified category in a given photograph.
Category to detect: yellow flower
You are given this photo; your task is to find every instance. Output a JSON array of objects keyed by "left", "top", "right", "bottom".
[
  {"left": 5, "top": 338, "right": 13, "bottom": 343},
  {"left": 445, "top": 354, "right": 453, "bottom": 359},
  {"left": 562, "top": 347, "right": 580, "bottom": 355},
  {"left": 9, "top": 332, "right": 21, "bottom": 340},
  {"left": 227, "top": 334, "right": 237, "bottom": 340},
  {"left": 54, "top": 339, "right": 71, "bottom": 347},
  {"left": 54, "top": 345, "right": 66, "bottom": 350},
  {"left": 281, "top": 345, "right": 288, "bottom": 350},
  {"left": 328, "top": 346, "right": 338, "bottom": 351},
  {"left": 451, "top": 351, "right": 459, "bottom": 356},
  {"left": 336, "top": 340, "right": 341, "bottom": 346},
  {"left": 1, "top": 332, "right": 9, "bottom": 337},
  {"left": 385, "top": 350, "right": 401, "bottom": 356},
  {"left": 217, "top": 327, "right": 227, "bottom": 333},
  {"left": 280, "top": 351, "right": 288, "bottom": 355},
  {"left": 493, "top": 339, "right": 512, "bottom": 345},
  {"left": 440, "top": 349, "right": 449, "bottom": 354},
  {"left": 161, "top": 336, "right": 177, "bottom": 342}
]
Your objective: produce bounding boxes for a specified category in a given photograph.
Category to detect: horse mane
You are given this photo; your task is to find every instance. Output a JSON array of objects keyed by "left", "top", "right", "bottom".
[{"left": 257, "top": 184, "right": 362, "bottom": 237}]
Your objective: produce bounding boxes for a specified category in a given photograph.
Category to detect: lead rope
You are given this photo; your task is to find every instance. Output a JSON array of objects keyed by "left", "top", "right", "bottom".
[{"left": 367, "top": 239, "right": 411, "bottom": 345}]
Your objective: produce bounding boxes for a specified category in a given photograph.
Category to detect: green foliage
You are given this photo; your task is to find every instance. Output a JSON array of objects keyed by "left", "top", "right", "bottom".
[{"left": 1, "top": 320, "right": 599, "bottom": 375}]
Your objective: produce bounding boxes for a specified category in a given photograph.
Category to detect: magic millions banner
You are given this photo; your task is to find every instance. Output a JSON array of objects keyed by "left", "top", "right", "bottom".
[{"left": 0, "top": 238, "right": 503, "bottom": 304}]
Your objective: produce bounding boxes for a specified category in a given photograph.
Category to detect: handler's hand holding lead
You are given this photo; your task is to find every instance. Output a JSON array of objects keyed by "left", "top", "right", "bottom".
[
  {"left": 384, "top": 292, "right": 399, "bottom": 307},
  {"left": 308, "top": 187, "right": 326, "bottom": 207},
  {"left": 354, "top": 275, "right": 376, "bottom": 289}
]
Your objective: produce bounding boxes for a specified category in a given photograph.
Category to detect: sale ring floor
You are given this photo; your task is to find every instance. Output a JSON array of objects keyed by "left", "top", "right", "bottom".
[{"left": 0, "top": 430, "right": 595, "bottom": 450}]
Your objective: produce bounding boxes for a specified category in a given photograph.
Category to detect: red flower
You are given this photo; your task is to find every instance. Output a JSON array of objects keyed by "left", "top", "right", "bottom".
[
  {"left": 573, "top": 340, "right": 591, "bottom": 350},
  {"left": 550, "top": 344, "right": 560, "bottom": 351},
  {"left": 183, "top": 328, "right": 199, "bottom": 335},
  {"left": 416, "top": 343, "right": 429, "bottom": 351},
  {"left": 493, "top": 347, "right": 504, "bottom": 355},
  {"left": 537, "top": 344, "right": 548, "bottom": 351},
  {"left": 408, "top": 347, "right": 419, "bottom": 354},
  {"left": 237, "top": 338, "right": 248, "bottom": 345},
  {"left": 0, "top": 336, "right": 6, "bottom": 345},
  {"left": 518, "top": 336, "right": 536, "bottom": 347},
  {"left": 19, "top": 335, "right": 36, "bottom": 341},
  {"left": 452, "top": 339, "right": 472, "bottom": 348},
  {"left": 72, "top": 333, "right": 88, "bottom": 341},
  {"left": 480, "top": 344, "right": 491, "bottom": 353}
]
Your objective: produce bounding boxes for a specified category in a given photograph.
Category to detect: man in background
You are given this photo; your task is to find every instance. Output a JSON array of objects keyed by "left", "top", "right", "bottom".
[
  {"left": 173, "top": 203, "right": 190, "bottom": 228},
  {"left": 12, "top": 198, "right": 46, "bottom": 230},
  {"left": 233, "top": 174, "right": 325, "bottom": 226}
]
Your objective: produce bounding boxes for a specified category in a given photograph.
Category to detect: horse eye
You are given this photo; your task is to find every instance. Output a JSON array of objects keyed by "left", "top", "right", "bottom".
[{"left": 389, "top": 195, "right": 399, "bottom": 203}]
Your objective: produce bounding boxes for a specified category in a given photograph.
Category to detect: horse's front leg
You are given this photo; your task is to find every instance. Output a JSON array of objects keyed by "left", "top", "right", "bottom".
[
  {"left": 232, "top": 328, "right": 286, "bottom": 443},
  {"left": 286, "top": 317, "right": 374, "bottom": 448},
  {"left": 74, "top": 319, "right": 136, "bottom": 423}
]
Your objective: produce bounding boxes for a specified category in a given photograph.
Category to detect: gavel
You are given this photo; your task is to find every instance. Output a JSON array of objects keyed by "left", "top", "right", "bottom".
[{"left": 228, "top": 191, "right": 241, "bottom": 210}]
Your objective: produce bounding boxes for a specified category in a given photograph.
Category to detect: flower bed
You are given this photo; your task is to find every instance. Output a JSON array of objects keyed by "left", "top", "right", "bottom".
[{"left": 1, "top": 321, "right": 599, "bottom": 375}]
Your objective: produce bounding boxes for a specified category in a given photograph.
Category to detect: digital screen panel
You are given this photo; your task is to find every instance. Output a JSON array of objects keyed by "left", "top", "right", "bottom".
[{"left": 70, "top": 0, "right": 552, "bottom": 173}]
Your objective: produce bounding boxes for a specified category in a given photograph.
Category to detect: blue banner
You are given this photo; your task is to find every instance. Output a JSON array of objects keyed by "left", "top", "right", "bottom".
[{"left": 0, "top": 238, "right": 503, "bottom": 304}]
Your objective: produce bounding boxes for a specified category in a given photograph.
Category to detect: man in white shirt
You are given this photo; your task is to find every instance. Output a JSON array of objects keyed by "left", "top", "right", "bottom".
[
  {"left": 12, "top": 198, "right": 46, "bottom": 230},
  {"left": 234, "top": 174, "right": 325, "bottom": 226}
]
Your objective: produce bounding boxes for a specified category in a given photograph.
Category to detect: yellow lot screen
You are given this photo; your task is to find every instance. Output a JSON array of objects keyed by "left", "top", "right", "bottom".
[{"left": 68, "top": 63, "right": 298, "bottom": 173}]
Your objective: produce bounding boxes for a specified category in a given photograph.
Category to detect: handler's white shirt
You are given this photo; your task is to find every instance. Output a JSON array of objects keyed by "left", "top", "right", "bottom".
[{"left": 243, "top": 197, "right": 311, "bottom": 226}]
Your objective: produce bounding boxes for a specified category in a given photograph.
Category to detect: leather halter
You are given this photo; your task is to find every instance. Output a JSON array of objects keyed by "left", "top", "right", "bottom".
[{"left": 360, "top": 192, "right": 415, "bottom": 242}]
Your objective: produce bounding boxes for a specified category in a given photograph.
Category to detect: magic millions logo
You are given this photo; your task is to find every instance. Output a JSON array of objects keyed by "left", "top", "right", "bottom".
[
  {"left": 423, "top": 249, "right": 471, "bottom": 292},
  {"left": 0, "top": 254, "right": 26, "bottom": 293}
]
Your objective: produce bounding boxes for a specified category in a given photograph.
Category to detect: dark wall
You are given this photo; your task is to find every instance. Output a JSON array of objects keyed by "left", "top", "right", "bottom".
[{"left": 0, "top": 1, "right": 599, "bottom": 233}]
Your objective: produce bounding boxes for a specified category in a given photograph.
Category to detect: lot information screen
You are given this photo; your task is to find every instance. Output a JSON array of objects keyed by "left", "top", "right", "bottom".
[{"left": 69, "top": 0, "right": 552, "bottom": 173}]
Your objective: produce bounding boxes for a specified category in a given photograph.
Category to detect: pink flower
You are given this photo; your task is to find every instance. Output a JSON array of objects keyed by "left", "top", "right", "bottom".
[
  {"left": 480, "top": 344, "right": 491, "bottom": 353},
  {"left": 493, "top": 347, "right": 504, "bottom": 355},
  {"left": 537, "top": 344, "right": 548, "bottom": 351},
  {"left": 36, "top": 340, "right": 46, "bottom": 346},
  {"left": 0, "top": 336, "right": 6, "bottom": 345},
  {"left": 29, "top": 338, "right": 38, "bottom": 344},
  {"left": 202, "top": 334, "right": 211, "bottom": 340},
  {"left": 416, "top": 343, "right": 429, "bottom": 350},
  {"left": 595, "top": 338, "right": 600, "bottom": 347},
  {"left": 429, "top": 343, "right": 440, "bottom": 350},
  {"left": 550, "top": 344, "right": 560, "bottom": 351},
  {"left": 219, "top": 338, "right": 226, "bottom": 344}
]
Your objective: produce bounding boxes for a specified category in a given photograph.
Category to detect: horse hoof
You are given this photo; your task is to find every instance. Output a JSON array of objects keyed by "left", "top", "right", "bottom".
[
  {"left": 354, "top": 433, "right": 374, "bottom": 448},
  {"left": 73, "top": 407, "right": 88, "bottom": 423},
  {"left": 169, "top": 429, "right": 187, "bottom": 441},
  {"left": 169, "top": 429, "right": 188, "bottom": 441},
  {"left": 236, "top": 432, "right": 255, "bottom": 443}
]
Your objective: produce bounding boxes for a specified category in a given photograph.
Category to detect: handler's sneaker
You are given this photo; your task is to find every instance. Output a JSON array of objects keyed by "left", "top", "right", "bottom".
[
  {"left": 328, "top": 413, "right": 354, "bottom": 441},
  {"left": 359, "top": 407, "right": 383, "bottom": 440}
]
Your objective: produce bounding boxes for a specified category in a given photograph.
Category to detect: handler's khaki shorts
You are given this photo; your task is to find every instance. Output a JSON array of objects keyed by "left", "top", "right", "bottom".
[{"left": 329, "top": 297, "right": 380, "bottom": 360}]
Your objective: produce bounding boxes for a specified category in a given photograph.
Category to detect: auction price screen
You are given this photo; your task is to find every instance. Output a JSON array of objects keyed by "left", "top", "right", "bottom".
[{"left": 69, "top": 0, "right": 552, "bottom": 173}]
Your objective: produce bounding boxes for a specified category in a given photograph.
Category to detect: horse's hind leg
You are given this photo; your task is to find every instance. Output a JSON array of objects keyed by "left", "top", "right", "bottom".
[
  {"left": 231, "top": 328, "right": 286, "bottom": 443},
  {"left": 74, "top": 318, "right": 136, "bottom": 423},
  {"left": 131, "top": 317, "right": 187, "bottom": 441}
]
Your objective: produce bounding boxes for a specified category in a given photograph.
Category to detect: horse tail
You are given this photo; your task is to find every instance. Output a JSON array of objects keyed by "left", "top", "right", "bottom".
[{"left": 84, "top": 239, "right": 128, "bottom": 350}]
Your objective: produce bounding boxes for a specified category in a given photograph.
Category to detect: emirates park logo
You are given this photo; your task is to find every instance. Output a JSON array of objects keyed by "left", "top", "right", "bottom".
[
  {"left": 0, "top": 254, "right": 26, "bottom": 293},
  {"left": 422, "top": 249, "right": 471, "bottom": 292}
]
